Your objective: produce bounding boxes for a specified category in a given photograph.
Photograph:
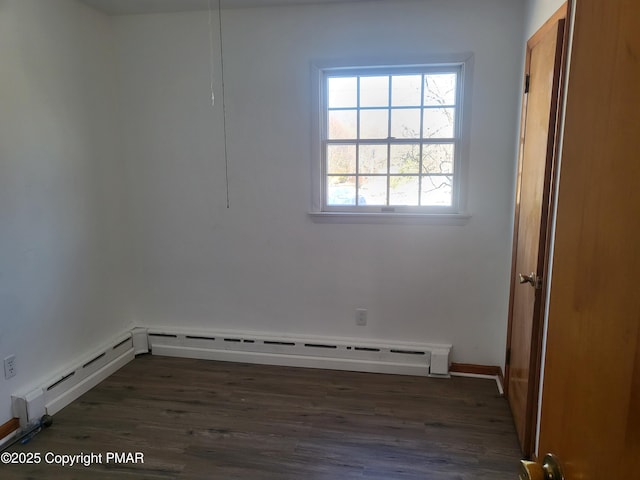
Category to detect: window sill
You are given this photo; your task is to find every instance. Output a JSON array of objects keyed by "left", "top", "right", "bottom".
[{"left": 307, "top": 211, "right": 472, "bottom": 225}]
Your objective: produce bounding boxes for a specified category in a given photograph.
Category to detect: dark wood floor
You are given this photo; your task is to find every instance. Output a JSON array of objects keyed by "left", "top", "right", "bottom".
[{"left": 4, "top": 355, "right": 521, "bottom": 479}]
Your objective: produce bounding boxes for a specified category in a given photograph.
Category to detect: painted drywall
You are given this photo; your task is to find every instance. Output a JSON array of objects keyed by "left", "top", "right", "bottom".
[
  {"left": 525, "top": 0, "right": 566, "bottom": 38},
  {"left": 0, "top": 0, "right": 130, "bottom": 423},
  {"left": 80, "top": 0, "right": 374, "bottom": 16},
  {"left": 116, "top": 0, "right": 525, "bottom": 367}
]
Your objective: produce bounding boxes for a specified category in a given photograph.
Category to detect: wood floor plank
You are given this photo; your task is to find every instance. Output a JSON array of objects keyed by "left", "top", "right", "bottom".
[{"left": 3, "top": 355, "right": 521, "bottom": 479}]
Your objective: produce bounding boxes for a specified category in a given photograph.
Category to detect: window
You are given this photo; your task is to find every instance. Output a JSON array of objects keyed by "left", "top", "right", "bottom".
[{"left": 313, "top": 61, "right": 469, "bottom": 219}]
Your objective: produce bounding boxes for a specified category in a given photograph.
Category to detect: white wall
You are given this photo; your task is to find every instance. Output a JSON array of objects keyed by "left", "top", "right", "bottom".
[
  {"left": 0, "top": 0, "right": 130, "bottom": 423},
  {"left": 116, "top": 0, "right": 525, "bottom": 367},
  {"left": 0, "top": 0, "right": 529, "bottom": 428},
  {"left": 525, "top": 0, "right": 566, "bottom": 38}
]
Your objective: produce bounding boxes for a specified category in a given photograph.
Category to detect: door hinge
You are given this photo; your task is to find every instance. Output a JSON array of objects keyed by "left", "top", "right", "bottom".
[
  {"left": 506, "top": 348, "right": 511, "bottom": 365},
  {"left": 525, "top": 74, "right": 530, "bottom": 94}
]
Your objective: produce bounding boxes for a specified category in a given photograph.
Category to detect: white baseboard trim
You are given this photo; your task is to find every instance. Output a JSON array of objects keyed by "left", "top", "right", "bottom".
[
  {"left": 450, "top": 371, "right": 504, "bottom": 395},
  {"left": 12, "top": 333, "right": 135, "bottom": 426},
  {"left": 145, "top": 328, "right": 452, "bottom": 377}
]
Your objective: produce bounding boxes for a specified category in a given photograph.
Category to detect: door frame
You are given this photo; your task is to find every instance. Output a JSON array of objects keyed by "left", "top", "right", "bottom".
[{"left": 504, "top": 3, "right": 569, "bottom": 458}]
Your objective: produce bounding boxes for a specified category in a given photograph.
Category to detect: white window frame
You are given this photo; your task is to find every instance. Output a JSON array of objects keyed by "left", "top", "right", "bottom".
[{"left": 310, "top": 55, "right": 473, "bottom": 224}]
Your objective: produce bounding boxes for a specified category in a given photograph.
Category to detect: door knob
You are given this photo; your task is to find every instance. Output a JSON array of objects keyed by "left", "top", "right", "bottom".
[
  {"left": 518, "top": 272, "right": 541, "bottom": 289},
  {"left": 519, "top": 454, "right": 564, "bottom": 480}
]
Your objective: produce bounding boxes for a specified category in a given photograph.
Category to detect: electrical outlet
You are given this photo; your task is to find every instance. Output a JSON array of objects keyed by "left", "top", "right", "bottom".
[
  {"left": 4, "top": 355, "right": 16, "bottom": 379},
  {"left": 356, "top": 308, "right": 367, "bottom": 326}
]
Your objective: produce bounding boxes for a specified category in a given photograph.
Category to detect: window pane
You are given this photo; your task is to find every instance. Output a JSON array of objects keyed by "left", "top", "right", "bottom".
[
  {"left": 359, "top": 144, "right": 388, "bottom": 174},
  {"left": 327, "top": 144, "right": 356, "bottom": 174},
  {"left": 321, "top": 66, "right": 463, "bottom": 212},
  {"left": 422, "top": 144, "right": 454, "bottom": 174},
  {"left": 390, "top": 144, "right": 420, "bottom": 174},
  {"left": 360, "top": 109, "right": 388, "bottom": 139},
  {"left": 423, "top": 108, "right": 455, "bottom": 138},
  {"left": 328, "top": 77, "right": 357, "bottom": 108},
  {"left": 355, "top": 180, "right": 368, "bottom": 205},
  {"left": 390, "top": 176, "right": 420, "bottom": 205},
  {"left": 390, "top": 108, "right": 421, "bottom": 139},
  {"left": 391, "top": 75, "right": 422, "bottom": 106},
  {"left": 424, "top": 73, "right": 457, "bottom": 106},
  {"left": 360, "top": 76, "right": 389, "bottom": 107},
  {"left": 359, "top": 176, "right": 387, "bottom": 205},
  {"left": 421, "top": 175, "right": 453, "bottom": 206},
  {"left": 327, "top": 177, "right": 356, "bottom": 205},
  {"left": 328, "top": 110, "right": 357, "bottom": 139}
]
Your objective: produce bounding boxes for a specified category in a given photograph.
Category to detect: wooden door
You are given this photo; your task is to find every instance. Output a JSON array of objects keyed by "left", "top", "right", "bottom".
[
  {"left": 505, "top": 7, "right": 567, "bottom": 457},
  {"left": 532, "top": 0, "right": 640, "bottom": 477}
]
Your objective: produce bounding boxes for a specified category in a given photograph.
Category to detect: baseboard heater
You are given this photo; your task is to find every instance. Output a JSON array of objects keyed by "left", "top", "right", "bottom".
[
  {"left": 144, "top": 328, "right": 451, "bottom": 378},
  {"left": 10, "top": 328, "right": 451, "bottom": 427},
  {"left": 12, "top": 332, "right": 139, "bottom": 427}
]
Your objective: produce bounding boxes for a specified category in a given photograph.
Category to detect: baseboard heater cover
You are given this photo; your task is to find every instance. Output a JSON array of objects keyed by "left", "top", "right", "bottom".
[
  {"left": 145, "top": 329, "right": 451, "bottom": 377},
  {"left": 12, "top": 333, "right": 135, "bottom": 427}
]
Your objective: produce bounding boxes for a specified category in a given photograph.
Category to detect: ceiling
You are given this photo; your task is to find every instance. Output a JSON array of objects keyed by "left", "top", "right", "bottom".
[{"left": 79, "top": 0, "right": 375, "bottom": 15}]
